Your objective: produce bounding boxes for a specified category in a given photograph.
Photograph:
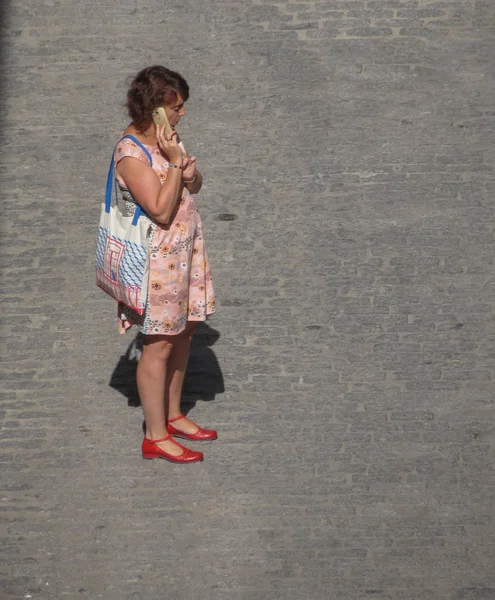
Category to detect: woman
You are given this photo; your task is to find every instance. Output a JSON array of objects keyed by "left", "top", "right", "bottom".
[{"left": 114, "top": 65, "right": 216, "bottom": 464}]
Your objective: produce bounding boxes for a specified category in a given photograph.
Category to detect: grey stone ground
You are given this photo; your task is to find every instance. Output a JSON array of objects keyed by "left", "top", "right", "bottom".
[{"left": 1, "top": 0, "right": 494, "bottom": 599}]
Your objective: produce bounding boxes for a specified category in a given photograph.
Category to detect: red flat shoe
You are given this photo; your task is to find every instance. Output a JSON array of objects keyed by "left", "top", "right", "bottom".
[
  {"left": 142, "top": 434, "right": 204, "bottom": 463},
  {"left": 167, "top": 414, "right": 218, "bottom": 441}
]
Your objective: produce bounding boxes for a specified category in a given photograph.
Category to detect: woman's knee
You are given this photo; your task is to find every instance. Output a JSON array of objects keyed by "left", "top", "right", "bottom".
[
  {"left": 183, "top": 321, "right": 197, "bottom": 340},
  {"left": 142, "top": 336, "right": 174, "bottom": 362}
]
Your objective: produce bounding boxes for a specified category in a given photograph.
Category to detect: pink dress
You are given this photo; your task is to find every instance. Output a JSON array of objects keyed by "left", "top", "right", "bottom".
[{"left": 114, "top": 136, "right": 216, "bottom": 335}]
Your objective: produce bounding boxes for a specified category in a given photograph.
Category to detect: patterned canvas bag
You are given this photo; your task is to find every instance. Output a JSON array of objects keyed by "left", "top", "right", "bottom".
[{"left": 96, "top": 135, "right": 153, "bottom": 315}]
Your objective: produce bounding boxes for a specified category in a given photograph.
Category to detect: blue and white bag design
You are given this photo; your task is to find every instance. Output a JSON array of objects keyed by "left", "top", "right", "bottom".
[{"left": 96, "top": 135, "right": 152, "bottom": 315}]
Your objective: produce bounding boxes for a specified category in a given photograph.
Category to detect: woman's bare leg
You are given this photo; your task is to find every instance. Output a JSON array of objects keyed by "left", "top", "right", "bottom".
[
  {"left": 137, "top": 334, "right": 187, "bottom": 455},
  {"left": 165, "top": 322, "right": 201, "bottom": 434}
]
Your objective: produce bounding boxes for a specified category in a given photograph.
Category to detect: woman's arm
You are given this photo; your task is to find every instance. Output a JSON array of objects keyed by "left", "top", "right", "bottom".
[
  {"left": 116, "top": 125, "right": 184, "bottom": 225},
  {"left": 116, "top": 157, "right": 183, "bottom": 225},
  {"left": 184, "top": 169, "right": 203, "bottom": 195}
]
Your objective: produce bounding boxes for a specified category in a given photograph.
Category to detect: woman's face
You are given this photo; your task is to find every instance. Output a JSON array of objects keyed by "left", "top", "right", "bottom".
[{"left": 165, "top": 93, "right": 186, "bottom": 129}]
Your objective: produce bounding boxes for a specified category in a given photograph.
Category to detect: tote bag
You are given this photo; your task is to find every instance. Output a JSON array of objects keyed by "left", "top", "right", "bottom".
[{"left": 96, "top": 135, "right": 153, "bottom": 315}]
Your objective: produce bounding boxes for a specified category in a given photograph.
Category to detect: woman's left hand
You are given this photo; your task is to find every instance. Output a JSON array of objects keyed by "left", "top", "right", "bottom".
[{"left": 182, "top": 156, "right": 197, "bottom": 182}]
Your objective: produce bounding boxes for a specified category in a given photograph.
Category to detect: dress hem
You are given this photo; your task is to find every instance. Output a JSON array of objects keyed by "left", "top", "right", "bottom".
[{"left": 118, "top": 310, "right": 216, "bottom": 336}]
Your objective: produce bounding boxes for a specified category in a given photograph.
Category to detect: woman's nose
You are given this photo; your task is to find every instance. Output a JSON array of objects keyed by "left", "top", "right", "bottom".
[{"left": 179, "top": 106, "right": 186, "bottom": 117}]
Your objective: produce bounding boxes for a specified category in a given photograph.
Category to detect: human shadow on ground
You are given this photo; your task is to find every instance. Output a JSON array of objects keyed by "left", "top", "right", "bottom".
[{"left": 109, "top": 322, "right": 224, "bottom": 413}]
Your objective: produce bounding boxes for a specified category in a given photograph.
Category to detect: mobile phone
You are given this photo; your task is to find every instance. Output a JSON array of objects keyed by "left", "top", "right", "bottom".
[{"left": 151, "top": 106, "right": 173, "bottom": 136}]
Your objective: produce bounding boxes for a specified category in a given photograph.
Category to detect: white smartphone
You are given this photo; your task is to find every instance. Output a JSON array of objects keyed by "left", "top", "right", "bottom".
[{"left": 151, "top": 106, "right": 173, "bottom": 137}]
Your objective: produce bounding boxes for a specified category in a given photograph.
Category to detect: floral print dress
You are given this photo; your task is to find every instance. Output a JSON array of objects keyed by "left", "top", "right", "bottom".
[{"left": 114, "top": 137, "right": 215, "bottom": 335}]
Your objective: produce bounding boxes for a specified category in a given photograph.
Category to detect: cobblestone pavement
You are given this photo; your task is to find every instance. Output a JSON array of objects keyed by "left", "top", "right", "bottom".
[{"left": 1, "top": 1, "right": 494, "bottom": 599}]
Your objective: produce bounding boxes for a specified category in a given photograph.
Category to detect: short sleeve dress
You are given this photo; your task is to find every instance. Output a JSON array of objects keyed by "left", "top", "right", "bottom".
[{"left": 114, "top": 136, "right": 216, "bottom": 336}]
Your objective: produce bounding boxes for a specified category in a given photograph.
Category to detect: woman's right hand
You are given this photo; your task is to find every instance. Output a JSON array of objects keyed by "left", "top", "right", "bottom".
[{"left": 155, "top": 124, "right": 183, "bottom": 163}]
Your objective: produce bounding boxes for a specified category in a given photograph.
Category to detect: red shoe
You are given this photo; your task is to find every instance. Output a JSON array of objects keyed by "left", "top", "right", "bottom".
[
  {"left": 167, "top": 414, "right": 218, "bottom": 441},
  {"left": 142, "top": 434, "right": 204, "bottom": 463}
]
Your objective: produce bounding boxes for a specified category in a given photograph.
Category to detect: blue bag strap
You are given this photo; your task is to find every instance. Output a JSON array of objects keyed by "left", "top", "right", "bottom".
[{"left": 104, "top": 135, "right": 154, "bottom": 226}]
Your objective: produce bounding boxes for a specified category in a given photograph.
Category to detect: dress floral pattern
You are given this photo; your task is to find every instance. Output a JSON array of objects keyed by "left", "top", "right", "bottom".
[{"left": 114, "top": 137, "right": 215, "bottom": 335}]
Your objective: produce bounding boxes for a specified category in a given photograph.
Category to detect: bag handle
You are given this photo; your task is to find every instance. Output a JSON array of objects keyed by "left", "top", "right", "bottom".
[{"left": 105, "top": 135, "right": 154, "bottom": 226}]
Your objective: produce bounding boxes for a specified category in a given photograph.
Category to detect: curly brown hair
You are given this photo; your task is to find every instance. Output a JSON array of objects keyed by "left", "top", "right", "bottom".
[{"left": 126, "top": 65, "right": 190, "bottom": 132}]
